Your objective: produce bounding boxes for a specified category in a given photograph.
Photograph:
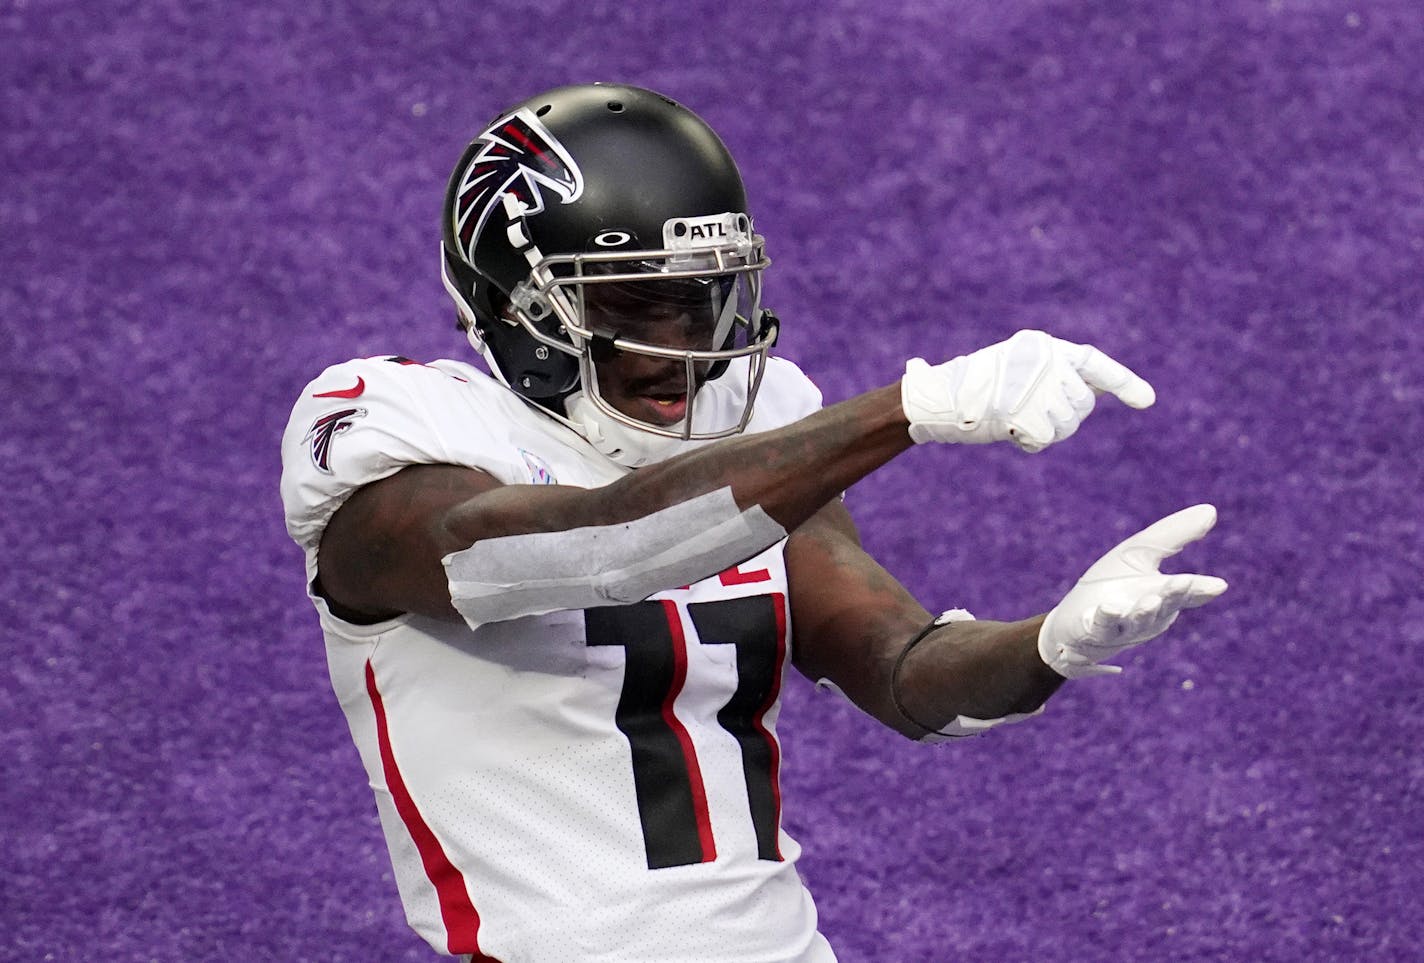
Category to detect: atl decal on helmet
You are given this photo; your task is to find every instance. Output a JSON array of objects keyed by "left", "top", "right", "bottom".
[
  {"left": 452, "top": 109, "right": 584, "bottom": 264},
  {"left": 305, "top": 408, "right": 366, "bottom": 474}
]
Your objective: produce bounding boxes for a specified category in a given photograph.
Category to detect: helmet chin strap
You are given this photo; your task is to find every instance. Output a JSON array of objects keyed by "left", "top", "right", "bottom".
[
  {"left": 471, "top": 334, "right": 700, "bottom": 468},
  {"left": 565, "top": 392, "right": 694, "bottom": 468},
  {"left": 563, "top": 361, "right": 753, "bottom": 468},
  {"left": 465, "top": 323, "right": 489, "bottom": 357}
]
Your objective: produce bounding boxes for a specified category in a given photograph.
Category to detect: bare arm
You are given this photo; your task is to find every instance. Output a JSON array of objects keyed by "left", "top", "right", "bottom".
[
  {"left": 318, "top": 330, "right": 1161, "bottom": 623},
  {"left": 786, "top": 500, "right": 1064, "bottom": 739},
  {"left": 314, "top": 349, "right": 1212, "bottom": 728},
  {"left": 319, "top": 384, "right": 914, "bottom": 620}
]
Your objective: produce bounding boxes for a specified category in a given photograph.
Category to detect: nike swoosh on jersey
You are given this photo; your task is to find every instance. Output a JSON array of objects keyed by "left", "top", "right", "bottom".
[{"left": 313, "top": 376, "right": 365, "bottom": 399}]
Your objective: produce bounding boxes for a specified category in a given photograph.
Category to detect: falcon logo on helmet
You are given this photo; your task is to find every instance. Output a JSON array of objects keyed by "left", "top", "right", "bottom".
[
  {"left": 452, "top": 109, "right": 584, "bottom": 262},
  {"left": 305, "top": 407, "right": 366, "bottom": 474}
]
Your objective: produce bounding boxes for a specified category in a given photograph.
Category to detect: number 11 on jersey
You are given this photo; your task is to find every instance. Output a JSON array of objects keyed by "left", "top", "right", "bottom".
[{"left": 585, "top": 595, "right": 787, "bottom": 870}]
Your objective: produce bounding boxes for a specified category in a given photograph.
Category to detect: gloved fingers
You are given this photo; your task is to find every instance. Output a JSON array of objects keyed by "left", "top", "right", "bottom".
[
  {"left": 1088, "top": 599, "right": 1132, "bottom": 637},
  {"left": 1085, "top": 504, "right": 1219, "bottom": 579},
  {"left": 1072, "top": 635, "right": 1129, "bottom": 660},
  {"left": 1007, "top": 408, "right": 1057, "bottom": 453},
  {"left": 1127, "top": 592, "right": 1165, "bottom": 621},
  {"left": 1087, "top": 590, "right": 1170, "bottom": 644},
  {"left": 1046, "top": 391, "right": 1085, "bottom": 439},
  {"left": 1160, "top": 572, "right": 1229, "bottom": 610},
  {"left": 1008, "top": 377, "right": 1085, "bottom": 453},
  {"left": 1121, "top": 598, "right": 1178, "bottom": 643},
  {"left": 1058, "top": 654, "right": 1122, "bottom": 678},
  {"left": 1061, "top": 340, "right": 1156, "bottom": 409},
  {"left": 1065, "top": 374, "right": 1097, "bottom": 420},
  {"left": 1010, "top": 433, "right": 1050, "bottom": 454}
]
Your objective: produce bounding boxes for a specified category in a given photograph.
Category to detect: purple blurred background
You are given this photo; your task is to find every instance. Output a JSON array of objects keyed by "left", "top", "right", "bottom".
[{"left": 4, "top": 1, "right": 1421, "bottom": 959}]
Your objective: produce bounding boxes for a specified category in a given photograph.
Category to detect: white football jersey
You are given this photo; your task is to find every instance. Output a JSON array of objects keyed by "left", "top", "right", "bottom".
[{"left": 279, "top": 354, "right": 838, "bottom": 962}]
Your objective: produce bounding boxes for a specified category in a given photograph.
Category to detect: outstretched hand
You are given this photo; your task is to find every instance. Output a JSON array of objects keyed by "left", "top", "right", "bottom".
[
  {"left": 1038, "top": 504, "right": 1228, "bottom": 678},
  {"left": 901, "top": 329, "right": 1155, "bottom": 452}
]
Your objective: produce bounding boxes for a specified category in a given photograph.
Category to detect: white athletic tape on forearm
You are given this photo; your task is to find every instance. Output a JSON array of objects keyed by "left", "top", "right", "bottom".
[{"left": 443, "top": 486, "right": 787, "bottom": 625}]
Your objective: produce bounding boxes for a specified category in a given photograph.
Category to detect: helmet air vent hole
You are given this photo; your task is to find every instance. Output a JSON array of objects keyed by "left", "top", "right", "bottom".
[
  {"left": 607, "top": 101, "right": 624, "bottom": 112},
  {"left": 536, "top": 104, "right": 551, "bottom": 116}
]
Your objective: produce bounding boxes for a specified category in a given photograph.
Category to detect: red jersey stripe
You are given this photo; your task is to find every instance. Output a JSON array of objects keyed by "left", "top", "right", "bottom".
[
  {"left": 365, "top": 661, "right": 500, "bottom": 961},
  {"left": 659, "top": 599, "right": 718, "bottom": 863},
  {"left": 751, "top": 594, "right": 788, "bottom": 860}
]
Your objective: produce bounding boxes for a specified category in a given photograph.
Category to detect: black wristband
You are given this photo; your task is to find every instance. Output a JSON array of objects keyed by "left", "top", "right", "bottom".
[{"left": 890, "top": 614, "right": 955, "bottom": 736}]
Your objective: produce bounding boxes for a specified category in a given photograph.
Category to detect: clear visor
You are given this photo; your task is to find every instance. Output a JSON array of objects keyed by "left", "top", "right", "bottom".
[{"left": 579, "top": 271, "right": 753, "bottom": 358}]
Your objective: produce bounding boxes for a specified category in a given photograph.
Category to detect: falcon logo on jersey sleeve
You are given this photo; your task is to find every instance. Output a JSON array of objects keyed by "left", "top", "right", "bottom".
[
  {"left": 453, "top": 108, "right": 584, "bottom": 261},
  {"left": 305, "top": 407, "right": 366, "bottom": 474}
]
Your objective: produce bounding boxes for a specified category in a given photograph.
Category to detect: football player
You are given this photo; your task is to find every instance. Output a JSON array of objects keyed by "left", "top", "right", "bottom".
[{"left": 280, "top": 83, "right": 1226, "bottom": 961}]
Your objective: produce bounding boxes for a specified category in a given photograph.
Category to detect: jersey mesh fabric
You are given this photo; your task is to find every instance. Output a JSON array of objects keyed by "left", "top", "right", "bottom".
[{"left": 281, "top": 355, "right": 837, "bottom": 961}]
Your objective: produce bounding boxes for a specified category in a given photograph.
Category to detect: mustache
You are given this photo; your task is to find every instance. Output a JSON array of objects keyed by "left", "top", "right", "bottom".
[
  {"left": 622, "top": 375, "right": 693, "bottom": 397},
  {"left": 611, "top": 360, "right": 713, "bottom": 398}
]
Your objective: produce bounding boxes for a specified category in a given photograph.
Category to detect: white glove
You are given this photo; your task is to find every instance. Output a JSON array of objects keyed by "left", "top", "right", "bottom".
[
  {"left": 1038, "top": 504, "right": 1228, "bottom": 679},
  {"left": 901, "top": 329, "right": 1156, "bottom": 452}
]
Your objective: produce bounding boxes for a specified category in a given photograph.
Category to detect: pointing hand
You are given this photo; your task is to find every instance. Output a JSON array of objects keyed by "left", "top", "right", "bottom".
[{"left": 901, "top": 329, "right": 1155, "bottom": 452}]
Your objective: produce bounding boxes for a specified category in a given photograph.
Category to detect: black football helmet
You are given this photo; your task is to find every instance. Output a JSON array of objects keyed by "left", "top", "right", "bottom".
[{"left": 440, "top": 83, "right": 778, "bottom": 463}]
